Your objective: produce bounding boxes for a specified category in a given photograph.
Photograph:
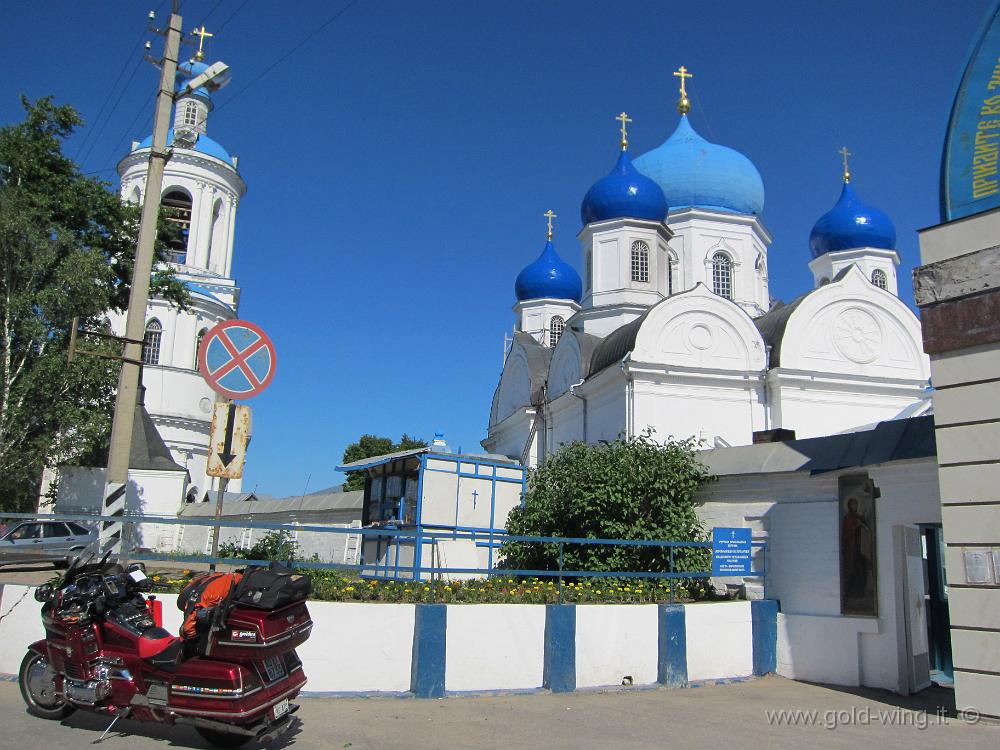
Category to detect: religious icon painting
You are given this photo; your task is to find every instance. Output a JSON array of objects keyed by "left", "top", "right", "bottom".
[{"left": 839, "top": 474, "right": 879, "bottom": 616}]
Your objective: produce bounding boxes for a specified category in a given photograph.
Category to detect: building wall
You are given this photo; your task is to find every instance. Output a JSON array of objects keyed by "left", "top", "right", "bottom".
[
  {"left": 916, "top": 213, "right": 1000, "bottom": 719},
  {"left": 697, "top": 458, "right": 942, "bottom": 692}
]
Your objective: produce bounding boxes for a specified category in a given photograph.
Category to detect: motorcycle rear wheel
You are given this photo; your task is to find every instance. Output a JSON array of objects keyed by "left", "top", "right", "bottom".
[
  {"left": 195, "top": 728, "right": 253, "bottom": 748},
  {"left": 19, "top": 651, "right": 75, "bottom": 720}
]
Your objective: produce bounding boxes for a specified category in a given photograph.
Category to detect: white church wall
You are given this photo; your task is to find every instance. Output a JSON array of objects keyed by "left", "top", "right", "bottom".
[
  {"left": 768, "top": 375, "right": 927, "bottom": 440},
  {"left": 482, "top": 408, "right": 534, "bottom": 462},
  {"left": 632, "top": 379, "right": 764, "bottom": 448},
  {"left": 583, "top": 381, "right": 626, "bottom": 444}
]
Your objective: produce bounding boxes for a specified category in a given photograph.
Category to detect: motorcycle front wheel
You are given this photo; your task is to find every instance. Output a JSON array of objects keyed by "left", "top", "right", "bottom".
[
  {"left": 195, "top": 728, "right": 253, "bottom": 748},
  {"left": 19, "top": 651, "right": 75, "bottom": 719}
]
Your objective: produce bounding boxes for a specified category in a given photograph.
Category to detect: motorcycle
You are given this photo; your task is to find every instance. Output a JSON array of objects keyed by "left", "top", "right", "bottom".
[{"left": 18, "top": 552, "right": 313, "bottom": 747}]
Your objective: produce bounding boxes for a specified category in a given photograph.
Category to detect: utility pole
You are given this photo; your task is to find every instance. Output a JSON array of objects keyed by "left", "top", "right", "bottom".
[{"left": 99, "top": 4, "right": 183, "bottom": 555}]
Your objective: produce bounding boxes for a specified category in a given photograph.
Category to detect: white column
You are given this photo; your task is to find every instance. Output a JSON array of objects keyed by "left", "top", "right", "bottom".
[
  {"left": 223, "top": 199, "right": 238, "bottom": 277},
  {"left": 192, "top": 184, "right": 214, "bottom": 269}
]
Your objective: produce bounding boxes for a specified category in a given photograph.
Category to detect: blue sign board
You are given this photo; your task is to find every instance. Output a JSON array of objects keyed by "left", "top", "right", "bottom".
[
  {"left": 712, "top": 527, "right": 752, "bottom": 576},
  {"left": 942, "top": 0, "right": 1000, "bottom": 221}
]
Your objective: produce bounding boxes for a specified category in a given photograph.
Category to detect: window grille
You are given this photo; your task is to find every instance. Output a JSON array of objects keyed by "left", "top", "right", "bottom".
[
  {"left": 631, "top": 241, "right": 650, "bottom": 283},
  {"left": 549, "top": 316, "right": 565, "bottom": 347},
  {"left": 162, "top": 189, "right": 192, "bottom": 264},
  {"left": 142, "top": 319, "right": 162, "bottom": 365},
  {"left": 712, "top": 252, "right": 733, "bottom": 299},
  {"left": 871, "top": 268, "right": 888, "bottom": 290}
]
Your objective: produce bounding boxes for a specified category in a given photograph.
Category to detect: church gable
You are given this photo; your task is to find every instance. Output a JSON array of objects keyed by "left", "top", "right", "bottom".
[
  {"left": 631, "top": 283, "right": 767, "bottom": 372},
  {"left": 547, "top": 336, "right": 582, "bottom": 400},
  {"left": 776, "top": 265, "right": 929, "bottom": 380},
  {"left": 490, "top": 333, "right": 552, "bottom": 427}
]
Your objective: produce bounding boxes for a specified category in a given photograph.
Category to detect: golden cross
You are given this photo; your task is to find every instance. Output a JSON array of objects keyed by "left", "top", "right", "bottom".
[
  {"left": 192, "top": 25, "right": 214, "bottom": 62},
  {"left": 616, "top": 112, "right": 632, "bottom": 150},
  {"left": 839, "top": 146, "right": 852, "bottom": 183},
  {"left": 674, "top": 65, "right": 693, "bottom": 114},
  {"left": 544, "top": 209, "right": 557, "bottom": 241},
  {"left": 674, "top": 66, "right": 693, "bottom": 97}
]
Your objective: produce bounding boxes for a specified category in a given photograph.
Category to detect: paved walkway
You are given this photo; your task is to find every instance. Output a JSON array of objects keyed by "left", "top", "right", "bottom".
[{"left": 0, "top": 676, "right": 994, "bottom": 749}]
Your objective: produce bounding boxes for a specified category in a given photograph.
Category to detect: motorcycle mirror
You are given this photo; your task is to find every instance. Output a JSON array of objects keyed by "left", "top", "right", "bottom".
[{"left": 33, "top": 585, "right": 53, "bottom": 603}]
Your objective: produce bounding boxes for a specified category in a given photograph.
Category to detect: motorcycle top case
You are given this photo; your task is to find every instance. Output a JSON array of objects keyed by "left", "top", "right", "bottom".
[
  {"left": 231, "top": 565, "right": 311, "bottom": 610},
  {"left": 209, "top": 600, "right": 313, "bottom": 661}
]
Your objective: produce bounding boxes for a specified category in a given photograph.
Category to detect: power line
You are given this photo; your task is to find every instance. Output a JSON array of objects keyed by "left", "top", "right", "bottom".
[
  {"left": 213, "top": 0, "right": 363, "bottom": 114},
  {"left": 96, "top": 91, "right": 157, "bottom": 177},
  {"left": 78, "top": 57, "right": 146, "bottom": 171},
  {"left": 72, "top": 9, "right": 162, "bottom": 163},
  {"left": 213, "top": 0, "right": 249, "bottom": 35}
]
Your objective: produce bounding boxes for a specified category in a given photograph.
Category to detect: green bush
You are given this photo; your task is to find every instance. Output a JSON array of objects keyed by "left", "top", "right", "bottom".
[
  {"left": 501, "top": 431, "right": 714, "bottom": 577},
  {"left": 218, "top": 529, "right": 299, "bottom": 562}
]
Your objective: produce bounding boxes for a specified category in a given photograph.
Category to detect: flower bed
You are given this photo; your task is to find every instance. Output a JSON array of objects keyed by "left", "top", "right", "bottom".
[{"left": 149, "top": 568, "right": 710, "bottom": 605}]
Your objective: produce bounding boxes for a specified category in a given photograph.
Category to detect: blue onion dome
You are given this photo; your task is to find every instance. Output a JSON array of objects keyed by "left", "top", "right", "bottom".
[
  {"left": 136, "top": 129, "right": 233, "bottom": 163},
  {"left": 176, "top": 60, "right": 214, "bottom": 104},
  {"left": 515, "top": 240, "right": 583, "bottom": 302},
  {"left": 581, "top": 148, "right": 668, "bottom": 225},
  {"left": 809, "top": 181, "right": 896, "bottom": 258},
  {"left": 633, "top": 116, "right": 765, "bottom": 216}
]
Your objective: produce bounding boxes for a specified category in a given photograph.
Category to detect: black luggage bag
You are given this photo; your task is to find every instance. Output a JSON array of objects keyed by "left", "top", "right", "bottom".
[{"left": 231, "top": 562, "right": 311, "bottom": 610}]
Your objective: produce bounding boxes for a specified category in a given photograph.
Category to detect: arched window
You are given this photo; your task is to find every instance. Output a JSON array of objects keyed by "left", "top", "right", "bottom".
[
  {"left": 871, "top": 268, "right": 888, "bottom": 290},
  {"left": 667, "top": 252, "right": 678, "bottom": 295},
  {"left": 711, "top": 252, "right": 733, "bottom": 300},
  {"left": 162, "top": 189, "right": 192, "bottom": 264},
  {"left": 549, "top": 316, "right": 565, "bottom": 347},
  {"left": 631, "top": 241, "right": 650, "bottom": 283},
  {"left": 181, "top": 100, "right": 199, "bottom": 128},
  {"left": 142, "top": 319, "right": 162, "bottom": 365},
  {"left": 195, "top": 327, "right": 208, "bottom": 370}
]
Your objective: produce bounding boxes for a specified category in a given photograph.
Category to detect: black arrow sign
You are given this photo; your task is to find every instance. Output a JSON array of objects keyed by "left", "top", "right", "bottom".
[{"left": 217, "top": 402, "right": 238, "bottom": 468}]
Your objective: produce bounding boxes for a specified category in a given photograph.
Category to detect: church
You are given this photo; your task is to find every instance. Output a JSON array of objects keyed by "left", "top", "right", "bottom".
[
  {"left": 112, "top": 53, "right": 247, "bottom": 502},
  {"left": 484, "top": 70, "right": 931, "bottom": 465}
]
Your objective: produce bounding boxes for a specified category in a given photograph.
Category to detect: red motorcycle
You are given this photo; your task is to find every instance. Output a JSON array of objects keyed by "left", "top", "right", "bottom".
[{"left": 18, "top": 552, "right": 312, "bottom": 747}]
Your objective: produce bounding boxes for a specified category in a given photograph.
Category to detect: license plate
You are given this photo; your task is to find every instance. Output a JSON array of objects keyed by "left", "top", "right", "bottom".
[
  {"left": 262, "top": 655, "right": 286, "bottom": 682},
  {"left": 272, "top": 698, "right": 289, "bottom": 719}
]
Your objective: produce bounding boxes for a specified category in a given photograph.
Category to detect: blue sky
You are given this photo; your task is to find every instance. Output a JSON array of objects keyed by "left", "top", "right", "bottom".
[{"left": 1, "top": 0, "right": 992, "bottom": 497}]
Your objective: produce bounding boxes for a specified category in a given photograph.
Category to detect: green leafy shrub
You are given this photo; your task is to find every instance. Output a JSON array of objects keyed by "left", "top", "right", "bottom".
[
  {"left": 501, "top": 431, "right": 714, "bottom": 577},
  {"left": 218, "top": 529, "right": 299, "bottom": 562}
]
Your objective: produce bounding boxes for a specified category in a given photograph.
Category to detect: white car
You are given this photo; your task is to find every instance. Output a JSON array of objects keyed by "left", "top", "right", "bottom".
[{"left": 0, "top": 520, "right": 99, "bottom": 568}]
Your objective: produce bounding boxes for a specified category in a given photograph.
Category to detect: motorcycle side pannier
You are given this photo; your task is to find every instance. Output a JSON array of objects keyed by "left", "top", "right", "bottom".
[{"left": 232, "top": 565, "right": 311, "bottom": 610}]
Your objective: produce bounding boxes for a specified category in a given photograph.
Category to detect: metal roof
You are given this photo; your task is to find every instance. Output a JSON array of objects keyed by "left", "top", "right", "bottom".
[
  {"left": 700, "top": 415, "right": 936, "bottom": 477},
  {"left": 337, "top": 447, "right": 522, "bottom": 473},
  {"left": 178, "top": 488, "right": 364, "bottom": 518}
]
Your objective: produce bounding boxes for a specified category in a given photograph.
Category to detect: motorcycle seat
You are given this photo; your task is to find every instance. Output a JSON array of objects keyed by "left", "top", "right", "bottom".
[{"left": 139, "top": 627, "right": 184, "bottom": 669}]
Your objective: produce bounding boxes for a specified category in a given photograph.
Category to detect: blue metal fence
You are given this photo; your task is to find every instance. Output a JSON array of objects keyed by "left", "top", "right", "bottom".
[{"left": 0, "top": 511, "right": 766, "bottom": 602}]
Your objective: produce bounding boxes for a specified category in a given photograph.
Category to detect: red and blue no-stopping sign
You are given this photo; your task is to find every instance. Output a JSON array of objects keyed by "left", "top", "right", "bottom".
[{"left": 198, "top": 319, "right": 277, "bottom": 400}]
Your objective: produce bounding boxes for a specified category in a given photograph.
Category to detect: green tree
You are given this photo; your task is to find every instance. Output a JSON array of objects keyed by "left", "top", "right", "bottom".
[
  {"left": 341, "top": 433, "right": 427, "bottom": 491},
  {"left": 0, "top": 96, "right": 186, "bottom": 512},
  {"left": 501, "top": 432, "right": 714, "bottom": 574}
]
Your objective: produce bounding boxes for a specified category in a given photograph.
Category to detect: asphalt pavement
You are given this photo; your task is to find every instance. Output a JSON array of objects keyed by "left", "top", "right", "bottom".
[{"left": 0, "top": 675, "right": 994, "bottom": 750}]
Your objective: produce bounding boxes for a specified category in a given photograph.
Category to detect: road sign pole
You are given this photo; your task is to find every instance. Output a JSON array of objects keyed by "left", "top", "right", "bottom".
[{"left": 209, "top": 399, "right": 234, "bottom": 572}]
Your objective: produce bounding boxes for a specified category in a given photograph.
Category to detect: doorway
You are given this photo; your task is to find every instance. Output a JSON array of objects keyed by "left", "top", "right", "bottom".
[{"left": 921, "top": 525, "right": 953, "bottom": 683}]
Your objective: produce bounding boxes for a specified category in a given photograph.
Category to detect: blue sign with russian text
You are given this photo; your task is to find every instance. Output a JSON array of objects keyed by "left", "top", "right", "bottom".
[
  {"left": 712, "top": 527, "right": 752, "bottom": 576},
  {"left": 942, "top": 1, "right": 1000, "bottom": 221}
]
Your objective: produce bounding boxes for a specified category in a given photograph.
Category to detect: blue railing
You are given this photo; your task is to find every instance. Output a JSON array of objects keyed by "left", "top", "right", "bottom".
[{"left": 0, "top": 511, "right": 766, "bottom": 603}]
